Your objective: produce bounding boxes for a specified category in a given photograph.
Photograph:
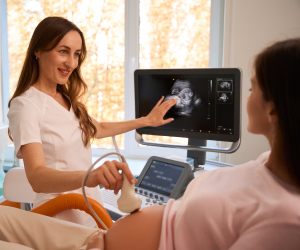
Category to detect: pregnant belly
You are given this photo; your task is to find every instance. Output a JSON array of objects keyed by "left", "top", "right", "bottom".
[{"left": 105, "top": 205, "right": 166, "bottom": 250}]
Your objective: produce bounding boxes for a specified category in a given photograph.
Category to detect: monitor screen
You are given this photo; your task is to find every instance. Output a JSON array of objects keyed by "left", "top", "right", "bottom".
[
  {"left": 139, "top": 160, "right": 185, "bottom": 196},
  {"left": 135, "top": 68, "right": 241, "bottom": 142}
]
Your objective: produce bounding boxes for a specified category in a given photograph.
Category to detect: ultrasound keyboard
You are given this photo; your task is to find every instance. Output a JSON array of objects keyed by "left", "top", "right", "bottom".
[
  {"left": 101, "top": 187, "right": 168, "bottom": 216},
  {"left": 101, "top": 188, "right": 121, "bottom": 208}
]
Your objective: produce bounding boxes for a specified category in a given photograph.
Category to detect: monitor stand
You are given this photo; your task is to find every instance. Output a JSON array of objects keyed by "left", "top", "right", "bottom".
[{"left": 187, "top": 138, "right": 206, "bottom": 172}]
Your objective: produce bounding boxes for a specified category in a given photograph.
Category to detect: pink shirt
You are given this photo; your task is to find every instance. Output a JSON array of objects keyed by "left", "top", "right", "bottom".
[
  {"left": 7, "top": 86, "right": 102, "bottom": 227},
  {"left": 159, "top": 151, "right": 300, "bottom": 249}
]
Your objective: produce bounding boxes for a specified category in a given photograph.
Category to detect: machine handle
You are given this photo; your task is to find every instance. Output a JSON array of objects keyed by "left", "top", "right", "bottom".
[{"left": 135, "top": 132, "right": 241, "bottom": 153}]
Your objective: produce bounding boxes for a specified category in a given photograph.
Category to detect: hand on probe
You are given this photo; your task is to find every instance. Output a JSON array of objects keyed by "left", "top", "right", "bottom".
[{"left": 84, "top": 160, "right": 137, "bottom": 195}]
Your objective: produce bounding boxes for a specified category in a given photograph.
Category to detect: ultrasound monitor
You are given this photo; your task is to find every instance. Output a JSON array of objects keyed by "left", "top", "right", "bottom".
[{"left": 134, "top": 68, "right": 241, "bottom": 160}]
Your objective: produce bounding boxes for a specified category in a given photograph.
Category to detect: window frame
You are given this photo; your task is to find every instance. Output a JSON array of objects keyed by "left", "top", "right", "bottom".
[
  {"left": 0, "top": 0, "right": 9, "bottom": 124},
  {"left": 1, "top": 0, "right": 225, "bottom": 161}
]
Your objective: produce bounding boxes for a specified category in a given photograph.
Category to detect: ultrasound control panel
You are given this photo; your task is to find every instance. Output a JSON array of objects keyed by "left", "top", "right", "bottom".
[
  {"left": 134, "top": 156, "right": 194, "bottom": 207},
  {"left": 101, "top": 156, "right": 195, "bottom": 220},
  {"left": 134, "top": 187, "right": 167, "bottom": 207}
]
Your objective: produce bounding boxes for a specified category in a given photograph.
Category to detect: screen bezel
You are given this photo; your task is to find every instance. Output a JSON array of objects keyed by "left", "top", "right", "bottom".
[
  {"left": 136, "top": 156, "right": 192, "bottom": 198},
  {"left": 134, "top": 68, "right": 241, "bottom": 142}
]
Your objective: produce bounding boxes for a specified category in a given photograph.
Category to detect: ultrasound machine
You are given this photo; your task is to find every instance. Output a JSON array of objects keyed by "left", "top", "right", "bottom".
[{"left": 101, "top": 68, "right": 241, "bottom": 220}]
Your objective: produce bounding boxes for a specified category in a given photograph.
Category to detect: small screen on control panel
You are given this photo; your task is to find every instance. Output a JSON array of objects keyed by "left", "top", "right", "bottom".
[{"left": 139, "top": 160, "right": 185, "bottom": 196}]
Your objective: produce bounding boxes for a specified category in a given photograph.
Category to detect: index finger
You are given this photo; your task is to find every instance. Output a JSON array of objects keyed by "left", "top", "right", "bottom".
[
  {"left": 154, "top": 96, "right": 165, "bottom": 108},
  {"left": 157, "top": 98, "right": 177, "bottom": 115},
  {"left": 113, "top": 160, "right": 137, "bottom": 185},
  {"left": 160, "top": 97, "right": 177, "bottom": 109}
]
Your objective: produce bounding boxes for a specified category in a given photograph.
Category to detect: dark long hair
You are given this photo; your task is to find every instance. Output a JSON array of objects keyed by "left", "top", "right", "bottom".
[
  {"left": 254, "top": 38, "right": 300, "bottom": 185},
  {"left": 8, "top": 16, "right": 97, "bottom": 146}
]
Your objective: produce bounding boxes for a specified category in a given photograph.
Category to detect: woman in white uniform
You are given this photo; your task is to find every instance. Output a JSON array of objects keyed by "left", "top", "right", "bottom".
[{"left": 7, "top": 16, "right": 177, "bottom": 228}]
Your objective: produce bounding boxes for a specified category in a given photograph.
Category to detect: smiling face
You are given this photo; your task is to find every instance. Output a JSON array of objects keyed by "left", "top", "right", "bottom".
[{"left": 34, "top": 30, "right": 82, "bottom": 86}]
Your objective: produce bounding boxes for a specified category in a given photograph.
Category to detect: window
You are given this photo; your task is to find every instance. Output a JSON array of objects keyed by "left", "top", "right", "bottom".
[
  {"left": 2, "top": 0, "right": 224, "bottom": 161},
  {"left": 139, "top": 0, "right": 210, "bottom": 146}
]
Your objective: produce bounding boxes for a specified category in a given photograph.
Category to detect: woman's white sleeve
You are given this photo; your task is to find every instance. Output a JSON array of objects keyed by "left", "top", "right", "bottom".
[{"left": 7, "top": 98, "right": 42, "bottom": 159}]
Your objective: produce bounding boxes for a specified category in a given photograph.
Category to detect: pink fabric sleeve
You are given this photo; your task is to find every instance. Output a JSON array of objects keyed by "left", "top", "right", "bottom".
[
  {"left": 7, "top": 97, "right": 42, "bottom": 159},
  {"left": 229, "top": 224, "right": 300, "bottom": 250},
  {"left": 158, "top": 199, "right": 179, "bottom": 250}
]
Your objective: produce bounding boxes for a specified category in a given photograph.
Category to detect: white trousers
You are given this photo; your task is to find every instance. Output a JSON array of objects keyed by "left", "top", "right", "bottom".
[{"left": 0, "top": 206, "right": 100, "bottom": 250}]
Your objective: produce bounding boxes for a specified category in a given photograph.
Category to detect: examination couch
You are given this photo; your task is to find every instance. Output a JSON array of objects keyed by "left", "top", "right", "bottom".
[{"left": 0, "top": 167, "right": 113, "bottom": 230}]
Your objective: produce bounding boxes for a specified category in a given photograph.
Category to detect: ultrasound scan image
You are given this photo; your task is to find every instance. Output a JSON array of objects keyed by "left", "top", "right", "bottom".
[
  {"left": 217, "top": 80, "right": 233, "bottom": 91},
  {"left": 164, "top": 79, "right": 202, "bottom": 116},
  {"left": 217, "top": 92, "right": 232, "bottom": 103}
]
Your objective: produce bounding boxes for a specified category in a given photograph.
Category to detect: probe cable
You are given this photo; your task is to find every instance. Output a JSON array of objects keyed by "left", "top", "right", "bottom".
[{"left": 82, "top": 136, "right": 125, "bottom": 230}]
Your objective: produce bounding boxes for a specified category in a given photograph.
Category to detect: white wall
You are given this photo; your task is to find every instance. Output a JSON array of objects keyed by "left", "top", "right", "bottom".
[{"left": 220, "top": 0, "right": 300, "bottom": 165}]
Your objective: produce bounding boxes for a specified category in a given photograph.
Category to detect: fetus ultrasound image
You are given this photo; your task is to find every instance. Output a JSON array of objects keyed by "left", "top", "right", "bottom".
[
  {"left": 164, "top": 79, "right": 202, "bottom": 116},
  {"left": 217, "top": 92, "right": 232, "bottom": 103},
  {"left": 137, "top": 74, "right": 208, "bottom": 132},
  {"left": 217, "top": 80, "right": 233, "bottom": 91},
  {"left": 137, "top": 73, "right": 236, "bottom": 136}
]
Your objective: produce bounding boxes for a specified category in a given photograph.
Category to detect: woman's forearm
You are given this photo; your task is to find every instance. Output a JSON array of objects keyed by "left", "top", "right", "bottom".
[
  {"left": 93, "top": 97, "right": 177, "bottom": 139},
  {"left": 28, "top": 166, "right": 86, "bottom": 193},
  {"left": 22, "top": 143, "right": 136, "bottom": 195},
  {"left": 22, "top": 143, "right": 87, "bottom": 193},
  {"left": 95, "top": 117, "right": 148, "bottom": 139}
]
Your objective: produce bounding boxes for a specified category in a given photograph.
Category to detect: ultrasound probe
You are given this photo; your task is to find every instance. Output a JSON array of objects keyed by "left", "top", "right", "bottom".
[{"left": 82, "top": 136, "right": 141, "bottom": 230}]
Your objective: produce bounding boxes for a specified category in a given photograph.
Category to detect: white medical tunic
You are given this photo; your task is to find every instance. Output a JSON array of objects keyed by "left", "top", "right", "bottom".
[{"left": 7, "top": 86, "right": 102, "bottom": 228}]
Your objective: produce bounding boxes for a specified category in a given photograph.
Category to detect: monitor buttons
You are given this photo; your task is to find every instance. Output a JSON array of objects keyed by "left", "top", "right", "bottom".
[
  {"left": 144, "top": 191, "right": 148, "bottom": 195},
  {"left": 160, "top": 197, "right": 164, "bottom": 201},
  {"left": 158, "top": 201, "right": 163, "bottom": 205},
  {"left": 154, "top": 194, "right": 158, "bottom": 199}
]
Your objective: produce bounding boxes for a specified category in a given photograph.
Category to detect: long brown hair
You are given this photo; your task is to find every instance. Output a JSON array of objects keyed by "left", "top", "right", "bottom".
[
  {"left": 254, "top": 38, "right": 300, "bottom": 186},
  {"left": 8, "top": 16, "right": 97, "bottom": 146}
]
